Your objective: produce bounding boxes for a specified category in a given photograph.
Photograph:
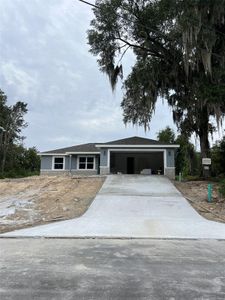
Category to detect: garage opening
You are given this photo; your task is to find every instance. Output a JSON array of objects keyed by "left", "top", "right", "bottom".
[{"left": 110, "top": 152, "right": 164, "bottom": 175}]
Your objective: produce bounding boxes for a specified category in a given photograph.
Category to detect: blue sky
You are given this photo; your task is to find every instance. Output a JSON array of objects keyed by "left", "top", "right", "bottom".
[{"left": 0, "top": 0, "right": 179, "bottom": 151}]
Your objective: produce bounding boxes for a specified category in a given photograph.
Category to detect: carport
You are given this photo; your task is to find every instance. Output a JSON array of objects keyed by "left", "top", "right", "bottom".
[{"left": 110, "top": 150, "right": 164, "bottom": 175}]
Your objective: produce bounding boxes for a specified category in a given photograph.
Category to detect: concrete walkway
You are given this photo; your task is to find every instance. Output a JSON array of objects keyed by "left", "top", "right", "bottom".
[{"left": 2, "top": 175, "right": 225, "bottom": 239}]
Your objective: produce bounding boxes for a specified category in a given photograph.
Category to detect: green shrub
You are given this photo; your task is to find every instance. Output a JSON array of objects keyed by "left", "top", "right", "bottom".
[
  {"left": 4, "top": 170, "right": 18, "bottom": 178},
  {"left": 219, "top": 179, "right": 225, "bottom": 198},
  {"left": 175, "top": 175, "right": 179, "bottom": 181},
  {"left": 0, "top": 170, "right": 40, "bottom": 179}
]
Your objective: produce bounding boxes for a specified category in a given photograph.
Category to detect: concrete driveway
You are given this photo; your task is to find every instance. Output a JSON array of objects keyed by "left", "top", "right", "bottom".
[{"left": 2, "top": 175, "right": 225, "bottom": 239}]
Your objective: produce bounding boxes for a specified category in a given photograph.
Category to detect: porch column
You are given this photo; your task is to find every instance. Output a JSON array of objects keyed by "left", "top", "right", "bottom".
[{"left": 99, "top": 148, "right": 110, "bottom": 175}]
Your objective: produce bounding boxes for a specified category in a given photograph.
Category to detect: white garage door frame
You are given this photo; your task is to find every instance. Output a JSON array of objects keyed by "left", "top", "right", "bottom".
[{"left": 107, "top": 149, "right": 166, "bottom": 175}]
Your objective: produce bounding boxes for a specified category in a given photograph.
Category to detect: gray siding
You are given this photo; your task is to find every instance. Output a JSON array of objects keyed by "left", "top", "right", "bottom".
[
  {"left": 41, "top": 154, "right": 100, "bottom": 173},
  {"left": 100, "top": 149, "right": 108, "bottom": 167},
  {"left": 166, "top": 149, "right": 175, "bottom": 167},
  {"left": 41, "top": 155, "right": 68, "bottom": 170},
  {"left": 71, "top": 156, "right": 77, "bottom": 169},
  {"left": 95, "top": 155, "right": 100, "bottom": 172},
  {"left": 41, "top": 156, "right": 52, "bottom": 170},
  {"left": 65, "top": 156, "right": 70, "bottom": 169}
]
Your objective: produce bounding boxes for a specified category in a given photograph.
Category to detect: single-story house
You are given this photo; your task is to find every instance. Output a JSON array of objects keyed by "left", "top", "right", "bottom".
[{"left": 40, "top": 136, "right": 179, "bottom": 179}]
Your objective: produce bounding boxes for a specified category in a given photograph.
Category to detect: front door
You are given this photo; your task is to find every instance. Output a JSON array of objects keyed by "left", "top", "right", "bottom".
[{"left": 127, "top": 157, "right": 135, "bottom": 174}]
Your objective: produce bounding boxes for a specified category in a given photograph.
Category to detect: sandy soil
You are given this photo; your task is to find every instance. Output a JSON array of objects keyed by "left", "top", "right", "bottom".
[
  {"left": 174, "top": 181, "right": 225, "bottom": 223},
  {"left": 0, "top": 175, "right": 105, "bottom": 233}
]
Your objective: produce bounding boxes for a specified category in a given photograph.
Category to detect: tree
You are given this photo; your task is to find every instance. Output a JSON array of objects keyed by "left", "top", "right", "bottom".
[
  {"left": 156, "top": 126, "right": 198, "bottom": 176},
  {"left": 211, "top": 135, "right": 225, "bottom": 176},
  {"left": 157, "top": 126, "right": 175, "bottom": 143},
  {"left": 86, "top": 0, "right": 225, "bottom": 158},
  {"left": 175, "top": 134, "right": 198, "bottom": 176},
  {"left": 22, "top": 147, "right": 40, "bottom": 172},
  {"left": 0, "top": 89, "right": 28, "bottom": 173}
]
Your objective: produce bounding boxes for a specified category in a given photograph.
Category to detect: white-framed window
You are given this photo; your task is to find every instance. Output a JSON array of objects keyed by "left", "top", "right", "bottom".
[
  {"left": 78, "top": 156, "right": 95, "bottom": 170},
  {"left": 52, "top": 156, "right": 65, "bottom": 170}
]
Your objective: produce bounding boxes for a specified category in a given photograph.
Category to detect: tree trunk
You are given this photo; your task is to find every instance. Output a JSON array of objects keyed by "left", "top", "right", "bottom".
[
  {"left": 1, "top": 148, "right": 6, "bottom": 173},
  {"left": 198, "top": 105, "right": 210, "bottom": 177},
  {"left": 0, "top": 132, "right": 3, "bottom": 174},
  {"left": 198, "top": 105, "right": 210, "bottom": 159},
  {"left": 199, "top": 128, "right": 210, "bottom": 159},
  {"left": 1, "top": 132, "right": 8, "bottom": 173}
]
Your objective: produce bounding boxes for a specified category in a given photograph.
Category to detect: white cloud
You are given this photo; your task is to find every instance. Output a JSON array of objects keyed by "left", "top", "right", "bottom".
[
  {"left": 1, "top": 62, "right": 38, "bottom": 96},
  {"left": 0, "top": 0, "right": 177, "bottom": 151}
]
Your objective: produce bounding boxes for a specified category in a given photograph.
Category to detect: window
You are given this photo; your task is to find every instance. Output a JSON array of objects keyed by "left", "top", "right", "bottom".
[
  {"left": 53, "top": 157, "right": 64, "bottom": 170},
  {"left": 78, "top": 156, "right": 95, "bottom": 170}
]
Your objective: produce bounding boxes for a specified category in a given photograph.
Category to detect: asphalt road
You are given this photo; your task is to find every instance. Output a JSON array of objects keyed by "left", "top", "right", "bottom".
[{"left": 0, "top": 238, "right": 225, "bottom": 299}]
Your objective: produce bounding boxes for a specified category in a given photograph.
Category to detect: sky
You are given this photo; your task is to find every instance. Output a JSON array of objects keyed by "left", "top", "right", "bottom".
[{"left": 0, "top": 0, "right": 181, "bottom": 151}]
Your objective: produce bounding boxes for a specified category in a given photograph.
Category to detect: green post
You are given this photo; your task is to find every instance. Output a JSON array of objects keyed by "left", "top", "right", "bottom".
[
  {"left": 179, "top": 172, "right": 182, "bottom": 182},
  {"left": 208, "top": 184, "right": 212, "bottom": 203}
]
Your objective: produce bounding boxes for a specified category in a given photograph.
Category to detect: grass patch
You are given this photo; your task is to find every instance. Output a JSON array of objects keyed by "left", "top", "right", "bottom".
[{"left": 219, "top": 179, "right": 225, "bottom": 198}]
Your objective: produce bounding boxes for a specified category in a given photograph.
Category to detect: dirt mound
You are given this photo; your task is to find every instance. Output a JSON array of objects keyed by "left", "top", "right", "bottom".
[
  {"left": 174, "top": 181, "right": 225, "bottom": 223},
  {"left": 0, "top": 175, "right": 105, "bottom": 233}
]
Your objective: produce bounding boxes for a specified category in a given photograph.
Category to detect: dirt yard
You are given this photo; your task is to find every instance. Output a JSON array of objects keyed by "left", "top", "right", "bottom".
[
  {"left": 174, "top": 180, "right": 225, "bottom": 223},
  {"left": 0, "top": 175, "right": 105, "bottom": 233}
]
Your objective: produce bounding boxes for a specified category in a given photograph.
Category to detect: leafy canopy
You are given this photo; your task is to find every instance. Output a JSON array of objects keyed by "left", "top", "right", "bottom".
[
  {"left": 157, "top": 126, "right": 175, "bottom": 143},
  {"left": 0, "top": 89, "right": 40, "bottom": 176},
  {"left": 87, "top": 0, "right": 225, "bottom": 156}
]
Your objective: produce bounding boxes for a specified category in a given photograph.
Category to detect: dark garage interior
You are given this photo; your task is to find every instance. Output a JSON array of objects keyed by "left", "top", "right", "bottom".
[{"left": 110, "top": 152, "right": 164, "bottom": 175}]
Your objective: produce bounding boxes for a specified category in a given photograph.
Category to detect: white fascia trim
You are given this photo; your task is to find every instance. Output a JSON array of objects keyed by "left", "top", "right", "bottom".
[
  {"left": 40, "top": 152, "right": 100, "bottom": 156},
  {"left": 109, "top": 149, "right": 165, "bottom": 152},
  {"left": 96, "top": 144, "right": 180, "bottom": 148},
  {"left": 65, "top": 152, "right": 100, "bottom": 155},
  {"left": 39, "top": 153, "right": 66, "bottom": 156}
]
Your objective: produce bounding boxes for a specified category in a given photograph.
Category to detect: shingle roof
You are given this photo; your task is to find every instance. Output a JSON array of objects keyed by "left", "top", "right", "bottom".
[
  {"left": 98, "top": 136, "right": 174, "bottom": 145},
  {"left": 41, "top": 136, "right": 178, "bottom": 154},
  {"left": 41, "top": 143, "right": 99, "bottom": 154}
]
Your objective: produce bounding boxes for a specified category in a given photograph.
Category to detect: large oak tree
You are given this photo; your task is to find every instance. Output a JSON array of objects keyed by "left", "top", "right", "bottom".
[{"left": 86, "top": 0, "right": 225, "bottom": 158}]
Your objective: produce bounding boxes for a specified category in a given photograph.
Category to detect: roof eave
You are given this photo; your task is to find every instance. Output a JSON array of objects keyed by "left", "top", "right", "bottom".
[
  {"left": 39, "top": 151, "right": 101, "bottom": 156},
  {"left": 38, "top": 153, "right": 66, "bottom": 156},
  {"left": 65, "top": 152, "right": 100, "bottom": 155},
  {"left": 95, "top": 144, "right": 180, "bottom": 148}
]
